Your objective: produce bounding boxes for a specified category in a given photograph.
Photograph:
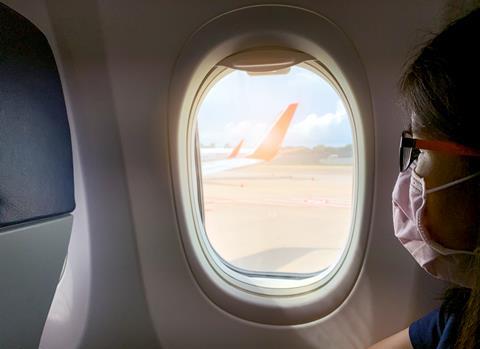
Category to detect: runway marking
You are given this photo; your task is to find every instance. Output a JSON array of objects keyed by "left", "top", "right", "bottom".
[{"left": 205, "top": 197, "right": 351, "bottom": 209}]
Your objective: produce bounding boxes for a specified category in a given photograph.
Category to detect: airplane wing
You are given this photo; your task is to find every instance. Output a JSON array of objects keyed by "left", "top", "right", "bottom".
[{"left": 201, "top": 103, "right": 298, "bottom": 176}]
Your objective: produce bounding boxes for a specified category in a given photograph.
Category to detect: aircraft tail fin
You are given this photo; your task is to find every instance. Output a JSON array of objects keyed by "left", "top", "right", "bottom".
[
  {"left": 247, "top": 103, "right": 298, "bottom": 161},
  {"left": 227, "top": 139, "right": 244, "bottom": 159}
]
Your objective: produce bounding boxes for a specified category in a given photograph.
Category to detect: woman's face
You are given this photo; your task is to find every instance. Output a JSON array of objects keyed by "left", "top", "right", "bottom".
[{"left": 412, "top": 124, "right": 479, "bottom": 251}]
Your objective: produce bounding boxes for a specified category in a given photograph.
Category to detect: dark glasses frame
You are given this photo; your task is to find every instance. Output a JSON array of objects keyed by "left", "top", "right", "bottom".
[{"left": 399, "top": 130, "right": 480, "bottom": 172}]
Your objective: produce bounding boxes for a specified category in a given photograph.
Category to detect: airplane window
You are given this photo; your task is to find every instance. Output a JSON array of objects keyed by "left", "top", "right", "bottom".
[{"left": 193, "top": 63, "right": 355, "bottom": 283}]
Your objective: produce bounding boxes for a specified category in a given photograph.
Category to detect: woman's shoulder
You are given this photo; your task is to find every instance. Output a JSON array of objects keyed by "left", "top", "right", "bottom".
[{"left": 409, "top": 288, "right": 470, "bottom": 349}]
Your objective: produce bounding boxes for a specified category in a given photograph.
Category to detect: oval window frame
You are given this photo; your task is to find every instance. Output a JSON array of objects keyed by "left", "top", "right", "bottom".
[
  {"left": 168, "top": 5, "right": 374, "bottom": 325},
  {"left": 191, "top": 59, "right": 357, "bottom": 292}
]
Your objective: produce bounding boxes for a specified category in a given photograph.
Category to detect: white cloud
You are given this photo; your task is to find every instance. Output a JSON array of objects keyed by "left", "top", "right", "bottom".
[
  {"left": 285, "top": 101, "right": 351, "bottom": 147},
  {"left": 201, "top": 120, "right": 268, "bottom": 147},
  {"left": 202, "top": 101, "right": 351, "bottom": 148},
  {"left": 226, "top": 121, "right": 268, "bottom": 147},
  {"left": 197, "top": 67, "right": 353, "bottom": 149}
]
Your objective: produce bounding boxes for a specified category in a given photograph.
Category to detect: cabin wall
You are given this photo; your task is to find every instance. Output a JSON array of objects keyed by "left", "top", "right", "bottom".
[{"left": 2, "top": 1, "right": 452, "bottom": 348}]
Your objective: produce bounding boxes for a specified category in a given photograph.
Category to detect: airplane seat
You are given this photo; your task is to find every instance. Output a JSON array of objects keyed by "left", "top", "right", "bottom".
[{"left": 0, "top": 3, "right": 75, "bottom": 348}]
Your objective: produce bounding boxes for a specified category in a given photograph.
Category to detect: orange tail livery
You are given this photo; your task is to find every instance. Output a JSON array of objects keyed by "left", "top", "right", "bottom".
[
  {"left": 227, "top": 139, "right": 244, "bottom": 159},
  {"left": 247, "top": 103, "right": 298, "bottom": 161},
  {"left": 201, "top": 103, "right": 298, "bottom": 176}
]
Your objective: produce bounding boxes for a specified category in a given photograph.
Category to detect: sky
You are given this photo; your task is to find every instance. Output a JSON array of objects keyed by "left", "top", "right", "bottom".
[{"left": 197, "top": 65, "right": 353, "bottom": 149}]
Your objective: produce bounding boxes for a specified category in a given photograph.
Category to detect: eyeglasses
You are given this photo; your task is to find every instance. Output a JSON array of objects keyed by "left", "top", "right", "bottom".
[{"left": 399, "top": 130, "right": 480, "bottom": 172}]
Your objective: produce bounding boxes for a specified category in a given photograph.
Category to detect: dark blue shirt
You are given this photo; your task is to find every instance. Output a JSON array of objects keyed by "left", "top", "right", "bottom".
[{"left": 409, "top": 303, "right": 462, "bottom": 348}]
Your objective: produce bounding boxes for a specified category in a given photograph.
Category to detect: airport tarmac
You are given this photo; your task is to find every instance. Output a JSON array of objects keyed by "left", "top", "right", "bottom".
[{"left": 202, "top": 163, "right": 353, "bottom": 274}]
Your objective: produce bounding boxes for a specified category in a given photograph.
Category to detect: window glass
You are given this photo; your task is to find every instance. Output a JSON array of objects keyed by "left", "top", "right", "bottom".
[{"left": 196, "top": 65, "right": 354, "bottom": 276}]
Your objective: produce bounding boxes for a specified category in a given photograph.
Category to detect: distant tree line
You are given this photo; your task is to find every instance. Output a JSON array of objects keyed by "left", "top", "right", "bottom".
[
  {"left": 200, "top": 142, "right": 353, "bottom": 158},
  {"left": 311, "top": 144, "right": 353, "bottom": 158},
  {"left": 201, "top": 142, "right": 217, "bottom": 148}
]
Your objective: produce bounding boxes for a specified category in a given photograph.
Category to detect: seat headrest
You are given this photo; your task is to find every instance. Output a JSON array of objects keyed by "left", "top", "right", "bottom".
[{"left": 0, "top": 3, "right": 75, "bottom": 227}]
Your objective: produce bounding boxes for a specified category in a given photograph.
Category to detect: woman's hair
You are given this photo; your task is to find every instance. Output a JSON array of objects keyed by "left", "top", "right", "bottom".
[{"left": 399, "top": 7, "right": 480, "bottom": 349}]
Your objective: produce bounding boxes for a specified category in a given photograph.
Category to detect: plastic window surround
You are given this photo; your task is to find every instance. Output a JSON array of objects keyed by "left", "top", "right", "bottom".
[
  {"left": 167, "top": 4, "right": 374, "bottom": 325},
  {"left": 188, "top": 53, "right": 358, "bottom": 295}
]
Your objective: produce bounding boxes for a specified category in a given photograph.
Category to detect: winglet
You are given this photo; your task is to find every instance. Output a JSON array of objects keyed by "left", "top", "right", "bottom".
[
  {"left": 227, "top": 139, "right": 244, "bottom": 159},
  {"left": 247, "top": 103, "right": 298, "bottom": 161}
]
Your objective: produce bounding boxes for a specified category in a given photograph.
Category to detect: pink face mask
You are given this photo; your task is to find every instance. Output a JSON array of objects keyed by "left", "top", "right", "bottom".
[{"left": 392, "top": 165, "right": 480, "bottom": 288}]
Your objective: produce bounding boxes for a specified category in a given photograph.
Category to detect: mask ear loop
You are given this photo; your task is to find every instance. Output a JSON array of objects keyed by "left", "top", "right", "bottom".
[{"left": 425, "top": 171, "right": 480, "bottom": 194}]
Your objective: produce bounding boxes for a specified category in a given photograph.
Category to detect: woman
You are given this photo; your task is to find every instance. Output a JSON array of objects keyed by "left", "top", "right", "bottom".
[{"left": 370, "top": 7, "right": 480, "bottom": 349}]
